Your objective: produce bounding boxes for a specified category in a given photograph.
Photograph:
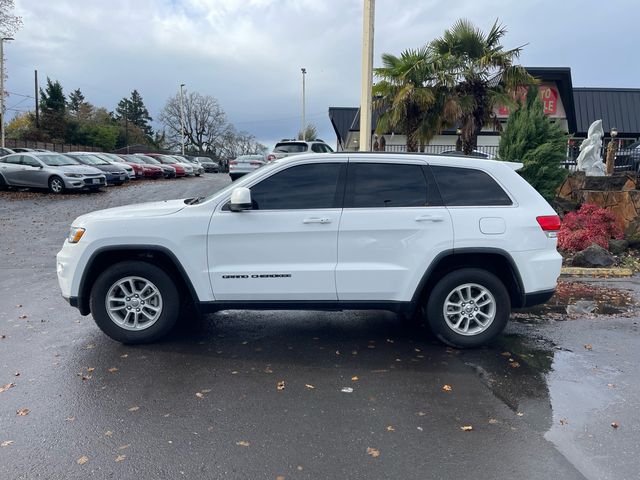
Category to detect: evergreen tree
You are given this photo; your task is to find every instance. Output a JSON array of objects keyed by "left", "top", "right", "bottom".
[
  {"left": 115, "top": 90, "right": 153, "bottom": 140},
  {"left": 39, "top": 77, "right": 67, "bottom": 140},
  {"left": 67, "top": 88, "right": 86, "bottom": 115},
  {"left": 499, "top": 87, "right": 568, "bottom": 202}
]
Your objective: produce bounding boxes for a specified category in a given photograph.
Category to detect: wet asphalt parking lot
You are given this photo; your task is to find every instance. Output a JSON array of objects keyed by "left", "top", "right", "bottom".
[{"left": 1, "top": 174, "right": 639, "bottom": 479}]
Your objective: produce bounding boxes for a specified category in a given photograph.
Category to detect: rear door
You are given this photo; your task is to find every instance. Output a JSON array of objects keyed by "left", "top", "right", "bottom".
[{"left": 336, "top": 159, "right": 453, "bottom": 301}]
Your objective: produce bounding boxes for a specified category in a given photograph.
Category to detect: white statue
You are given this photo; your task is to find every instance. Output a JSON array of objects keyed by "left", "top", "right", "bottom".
[{"left": 576, "top": 120, "right": 606, "bottom": 176}]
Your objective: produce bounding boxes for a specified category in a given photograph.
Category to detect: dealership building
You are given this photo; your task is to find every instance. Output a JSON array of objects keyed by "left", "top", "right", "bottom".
[{"left": 329, "top": 67, "right": 640, "bottom": 155}]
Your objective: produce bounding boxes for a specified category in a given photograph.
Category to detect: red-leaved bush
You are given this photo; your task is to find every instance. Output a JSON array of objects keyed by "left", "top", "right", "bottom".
[{"left": 558, "top": 204, "right": 623, "bottom": 251}]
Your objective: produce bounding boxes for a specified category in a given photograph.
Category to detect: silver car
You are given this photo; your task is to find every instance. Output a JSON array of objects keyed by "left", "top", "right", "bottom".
[{"left": 0, "top": 152, "right": 106, "bottom": 193}]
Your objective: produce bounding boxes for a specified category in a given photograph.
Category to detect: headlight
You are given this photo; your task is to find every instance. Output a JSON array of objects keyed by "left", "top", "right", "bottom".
[
  {"left": 64, "top": 173, "right": 82, "bottom": 178},
  {"left": 68, "top": 226, "right": 85, "bottom": 244}
]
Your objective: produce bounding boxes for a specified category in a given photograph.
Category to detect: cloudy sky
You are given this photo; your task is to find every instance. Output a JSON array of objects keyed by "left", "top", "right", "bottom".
[{"left": 5, "top": 0, "right": 640, "bottom": 149}]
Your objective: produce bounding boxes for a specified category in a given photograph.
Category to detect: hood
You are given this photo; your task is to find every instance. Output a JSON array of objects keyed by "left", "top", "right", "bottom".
[
  {"left": 91, "top": 163, "right": 126, "bottom": 173},
  {"left": 74, "top": 199, "right": 188, "bottom": 224},
  {"left": 54, "top": 164, "right": 104, "bottom": 175}
]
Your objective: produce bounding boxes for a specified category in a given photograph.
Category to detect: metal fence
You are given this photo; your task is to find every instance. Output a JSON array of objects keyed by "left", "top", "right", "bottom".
[{"left": 5, "top": 139, "right": 103, "bottom": 153}]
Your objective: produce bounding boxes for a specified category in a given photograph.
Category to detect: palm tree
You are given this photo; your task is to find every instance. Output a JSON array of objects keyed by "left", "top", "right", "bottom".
[
  {"left": 373, "top": 48, "right": 457, "bottom": 152},
  {"left": 430, "top": 19, "right": 535, "bottom": 154}
]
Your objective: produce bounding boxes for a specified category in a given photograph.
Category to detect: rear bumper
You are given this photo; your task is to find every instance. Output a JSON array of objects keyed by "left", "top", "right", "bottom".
[{"left": 522, "top": 288, "right": 555, "bottom": 307}]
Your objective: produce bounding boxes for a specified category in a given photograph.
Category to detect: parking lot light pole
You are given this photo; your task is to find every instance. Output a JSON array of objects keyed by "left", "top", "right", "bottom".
[
  {"left": 179, "top": 84, "right": 186, "bottom": 155},
  {"left": 358, "top": 0, "right": 375, "bottom": 152},
  {"left": 301, "top": 68, "right": 306, "bottom": 141},
  {"left": 1, "top": 37, "right": 14, "bottom": 149}
]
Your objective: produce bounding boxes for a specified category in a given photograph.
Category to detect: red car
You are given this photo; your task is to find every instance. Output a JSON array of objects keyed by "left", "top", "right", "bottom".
[
  {"left": 117, "top": 155, "right": 164, "bottom": 179},
  {"left": 146, "top": 153, "right": 187, "bottom": 177}
]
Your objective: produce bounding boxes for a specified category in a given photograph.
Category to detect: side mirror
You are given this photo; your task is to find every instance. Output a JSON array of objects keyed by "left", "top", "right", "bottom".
[{"left": 229, "top": 187, "right": 252, "bottom": 212}]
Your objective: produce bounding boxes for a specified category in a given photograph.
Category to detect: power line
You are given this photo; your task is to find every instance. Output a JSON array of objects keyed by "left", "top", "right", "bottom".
[{"left": 7, "top": 91, "right": 34, "bottom": 99}]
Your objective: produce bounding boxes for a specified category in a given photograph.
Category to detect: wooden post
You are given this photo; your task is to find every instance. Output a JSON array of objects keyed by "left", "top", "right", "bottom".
[{"left": 606, "top": 138, "right": 617, "bottom": 175}]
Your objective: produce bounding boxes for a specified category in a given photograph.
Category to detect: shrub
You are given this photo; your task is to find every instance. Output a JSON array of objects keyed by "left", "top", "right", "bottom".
[{"left": 558, "top": 204, "right": 623, "bottom": 251}]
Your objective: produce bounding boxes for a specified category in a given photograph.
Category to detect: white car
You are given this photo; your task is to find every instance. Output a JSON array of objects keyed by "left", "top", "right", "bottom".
[
  {"left": 266, "top": 140, "right": 333, "bottom": 162},
  {"left": 229, "top": 155, "right": 266, "bottom": 180},
  {"left": 57, "top": 153, "right": 561, "bottom": 347}
]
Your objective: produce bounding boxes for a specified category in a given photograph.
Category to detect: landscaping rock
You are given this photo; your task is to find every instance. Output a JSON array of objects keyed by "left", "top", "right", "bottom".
[
  {"left": 571, "top": 244, "right": 615, "bottom": 267},
  {"left": 608, "top": 239, "right": 629, "bottom": 255}
]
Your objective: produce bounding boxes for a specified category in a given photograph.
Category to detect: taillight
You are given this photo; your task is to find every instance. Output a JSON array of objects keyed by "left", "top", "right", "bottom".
[
  {"left": 537, "top": 215, "right": 561, "bottom": 237},
  {"left": 229, "top": 161, "right": 238, "bottom": 166},
  {"left": 267, "top": 154, "right": 276, "bottom": 161}
]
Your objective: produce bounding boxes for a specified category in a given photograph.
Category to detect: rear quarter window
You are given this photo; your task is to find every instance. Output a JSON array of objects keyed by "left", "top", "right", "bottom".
[{"left": 430, "top": 166, "right": 512, "bottom": 206}]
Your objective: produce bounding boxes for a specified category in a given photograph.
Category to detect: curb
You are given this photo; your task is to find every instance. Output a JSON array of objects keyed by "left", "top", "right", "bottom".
[{"left": 561, "top": 267, "right": 634, "bottom": 277}]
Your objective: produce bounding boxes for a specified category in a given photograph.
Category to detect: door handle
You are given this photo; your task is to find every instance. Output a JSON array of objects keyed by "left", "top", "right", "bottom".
[
  {"left": 303, "top": 217, "right": 332, "bottom": 224},
  {"left": 415, "top": 214, "right": 444, "bottom": 222}
]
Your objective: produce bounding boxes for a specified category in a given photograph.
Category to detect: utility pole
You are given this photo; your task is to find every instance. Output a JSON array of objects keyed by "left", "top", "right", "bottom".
[
  {"left": 0, "top": 37, "right": 14, "bottom": 148},
  {"left": 301, "top": 68, "right": 306, "bottom": 140},
  {"left": 34, "top": 69, "right": 39, "bottom": 128},
  {"left": 179, "top": 83, "right": 186, "bottom": 155},
  {"left": 358, "top": 0, "right": 375, "bottom": 152}
]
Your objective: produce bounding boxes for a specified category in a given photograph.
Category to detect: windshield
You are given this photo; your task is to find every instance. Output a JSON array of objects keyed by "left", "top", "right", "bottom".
[
  {"left": 274, "top": 143, "right": 307, "bottom": 153},
  {"left": 197, "top": 157, "right": 214, "bottom": 163},
  {"left": 40, "top": 154, "right": 79, "bottom": 166},
  {"left": 124, "top": 157, "right": 145, "bottom": 164},
  {"left": 73, "top": 154, "right": 109, "bottom": 165},
  {"left": 138, "top": 155, "right": 161, "bottom": 165},
  {"left": 158, "top": 155, "right": 177, "bottom": 164}
]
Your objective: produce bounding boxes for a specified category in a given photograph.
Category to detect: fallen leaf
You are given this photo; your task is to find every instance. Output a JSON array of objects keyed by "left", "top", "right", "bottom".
[
  {"left": 276, "top": 476, "right": 285, "bottom": 480},
  {"left": 611, "top": 422, "right": 619, "bottom": 429},
  {"left": 607, "top": 383, "right": 616, "bottom": 389},
  {"left": 417, "top": 426, "right": 423, "bottom": 431},
  {"left": 516, "top": 412, "right": 524, "bottom": 417},
  {"left": 104, "top": 431, "right": 113, "bottom": 436},
  {"left": 66, "top": 417, "right": 75, "bottom": 422},
  {"left": 386, "top": 425, "right": 395, "bottom": 432},
  {"left": 488, "top": 418, "right": 498, "bottom": 424},
  {"left": 276, "top": 381, "right": 285, "bottom": 391},
  {"left": 14, "top": 372, "right": 19, "bottom": 377},
  {"left": 442, "top": 384, "right": 452, "bottom": 392},
  {"left": 85, "top": 344, "right": 95, "bottom": 350},
  {"left": 366, "top": 447, "right": 380, "bottom": 457},
  {"left": 195, "top": 392, "right": 204, "bottom": 398},
  {"left": 1, "top": 440, "right": 13, "bottom": 447},
  {"left": 16, "top": 304, "right": 22, "bottom": 307},
  {"left": 0, "top": 383, "right": 15, "bottom": 393},
  {"left": 86, "top": 367, "right": 95, "bottom": 373},
  {"left": 584, "top": 344, "right": 593, "bottom": 351},
  {"left": 305, "top": 384, "right": 315, "bottom": 389},
  {"left": 18, "top": 314, "right": 27, "bottom": 319},
  {"left": 128, "top": 406, "right": 140, "bottom": 412},
  {"left": 115, "top": 455, "right": 126, "bottom": 463},
  {"left": 341, "top": 387, "right": 353, "bottom": 393},
  {"left": 107, "top": 367, "right": 118, "bottom": 373},
  {"left": 510, "top": 361, "right": 521, "bottom": 368},
  {"left": 500, "top": 351, "right": 511, "bottom": 357},
  {"left": 264, "top": 367, "right": 273, "bottom": 374},
  {"left": 118, "top": 444, "right": 130, "bottom": 450},
  {"left": 560, "top": 419, "right": 568, "bottom": 425},
  {"left": 417, "top": 411, "right": 427, "bottom": 416},
  {"left": 236, "top": 440, "right": 250, "bottom": 447},
  {"left": 0, "top": 334, "right": 5, "bottom": 339},
  {"left": 16, "top": 408, "right": 30, "bottom": 416},
  {"left": 76, "top": 456, "right": 89, "bottom": 465},
  {"left": 120, "top": 354, "right": 128, "bottom": 358},
  {"left": 351, "top": 376, "right": 359, "bottom": 382},
  {"left": 460, "top": 425, "right": 473, "bottom": 431}
]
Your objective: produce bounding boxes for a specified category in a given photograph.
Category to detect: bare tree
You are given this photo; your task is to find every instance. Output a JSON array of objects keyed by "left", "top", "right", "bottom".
[
  {"left": 217, "top": 128, "right": 267, "bottom": 160},
  {"left": 0, "top": 0, "right": 22, "bottom": 37},
  {"left": 297, "top": 123, "right": 318, "bottom": 141},
  {"left": 159, "top": 91, "right": 232, "bottom": 153}
]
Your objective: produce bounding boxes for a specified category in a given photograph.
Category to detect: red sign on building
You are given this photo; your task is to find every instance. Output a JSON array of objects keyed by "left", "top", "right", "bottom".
[{"left": 497, "top": 84, "right": 559, "bottom": 116}]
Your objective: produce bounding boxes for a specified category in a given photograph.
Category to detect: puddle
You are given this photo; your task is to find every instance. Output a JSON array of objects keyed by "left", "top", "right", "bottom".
[{"left": 512, "top": 280, "right": 636, "bottom": 323}]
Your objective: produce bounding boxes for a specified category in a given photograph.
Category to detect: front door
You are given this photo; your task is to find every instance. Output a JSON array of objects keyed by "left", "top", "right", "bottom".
[
  {"left": 208, "top": 160, "right": 346, "bottom": 301},
  {"left": 336, "top": 160, "right": 454, "bottom": 302}
]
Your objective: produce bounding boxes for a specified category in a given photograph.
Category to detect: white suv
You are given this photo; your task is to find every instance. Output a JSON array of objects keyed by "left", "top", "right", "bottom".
[
  {"left": 267, "top": 139, "right": 333, "bottom": 162},
  {"left": 56, "top": 153, "right": 562, "bottom": 348}
]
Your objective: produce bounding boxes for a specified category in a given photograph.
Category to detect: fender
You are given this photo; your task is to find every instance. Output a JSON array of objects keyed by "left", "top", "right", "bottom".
[
  {"left": 410, "top": 247, "right": 526, "bottom": 308},
  {"left": 76, "top": 244, "right": 200, "bottom": 315}
]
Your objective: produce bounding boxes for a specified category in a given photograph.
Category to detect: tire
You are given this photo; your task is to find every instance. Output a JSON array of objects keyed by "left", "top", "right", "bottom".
[
  {"left": 90, "top": 261, "right": 180, "bottom": 344},
  {"left": 48, "top": 175, "right": 65, "bottom": 194},
  {"left": 425, "top": 268, "right": 510, "bottom": 348}
]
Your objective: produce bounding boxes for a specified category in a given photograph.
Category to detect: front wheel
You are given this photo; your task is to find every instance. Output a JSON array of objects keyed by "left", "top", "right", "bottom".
[
  {"left": 90, "top": 261, "right": 180, "bottom": 343},
  {"left": 425, "top": 268, "right": 510, "bottom": 348},
  {"left": 49, "top": 176, "right": 65, "bottom": 194}
]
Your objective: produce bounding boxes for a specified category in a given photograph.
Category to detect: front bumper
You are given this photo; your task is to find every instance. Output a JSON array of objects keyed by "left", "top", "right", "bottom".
[
  {"left": 64, "top": 176, "right": 106, "bottom": 189},
  {"left": 105, "top": 172, "right": 128, "bottom": 184}
]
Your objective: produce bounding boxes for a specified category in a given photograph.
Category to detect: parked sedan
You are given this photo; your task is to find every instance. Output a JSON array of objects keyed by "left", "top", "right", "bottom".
[
  {"left": 173, "top": 155, "right": 203, "bottom": 176},
  {"left": 191, "top": 156, "right": 220, "bottom": 173},
  {"left": 65, "top": 152, "right": 128, "bottom": 186},
  {"left": 94, "top": 152, "right": 135, "bottom": 179},
  {"left": 229, "top": 154, "right": 266, "bottom": 180},
  {"left": 0, "top": 147, "right": 15, "bottom": 157},
  {"left": 134, "top": 154, "right": 176, "bottom": 179},
  {"left": 0, "top": 152, "right": 106, "bottom": 193},
  {"left": 146, "top": 154, "right": 191, "bottom": 177},
  {"left": 120, "top": 155, "right": 164, "bottom": 179}
]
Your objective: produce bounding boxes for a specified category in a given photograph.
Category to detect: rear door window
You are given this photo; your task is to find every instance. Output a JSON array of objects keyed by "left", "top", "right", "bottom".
[
  {"left": 430, "top": 166, "right": 512, "bottom": 206},
  {"left": 345, "top": 163, "right": 429, "bottom": 208}
]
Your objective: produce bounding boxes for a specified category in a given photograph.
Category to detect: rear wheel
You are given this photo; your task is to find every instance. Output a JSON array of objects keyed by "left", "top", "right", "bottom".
[
  {"left": 90, "top": 261, "right": 180, "bottom": 344},
  {"left": 48, "top": 176, "right": 65, "bottom": 194},
  {"left": 425, "top": 268, "right": 510, "bottom": 348}
]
